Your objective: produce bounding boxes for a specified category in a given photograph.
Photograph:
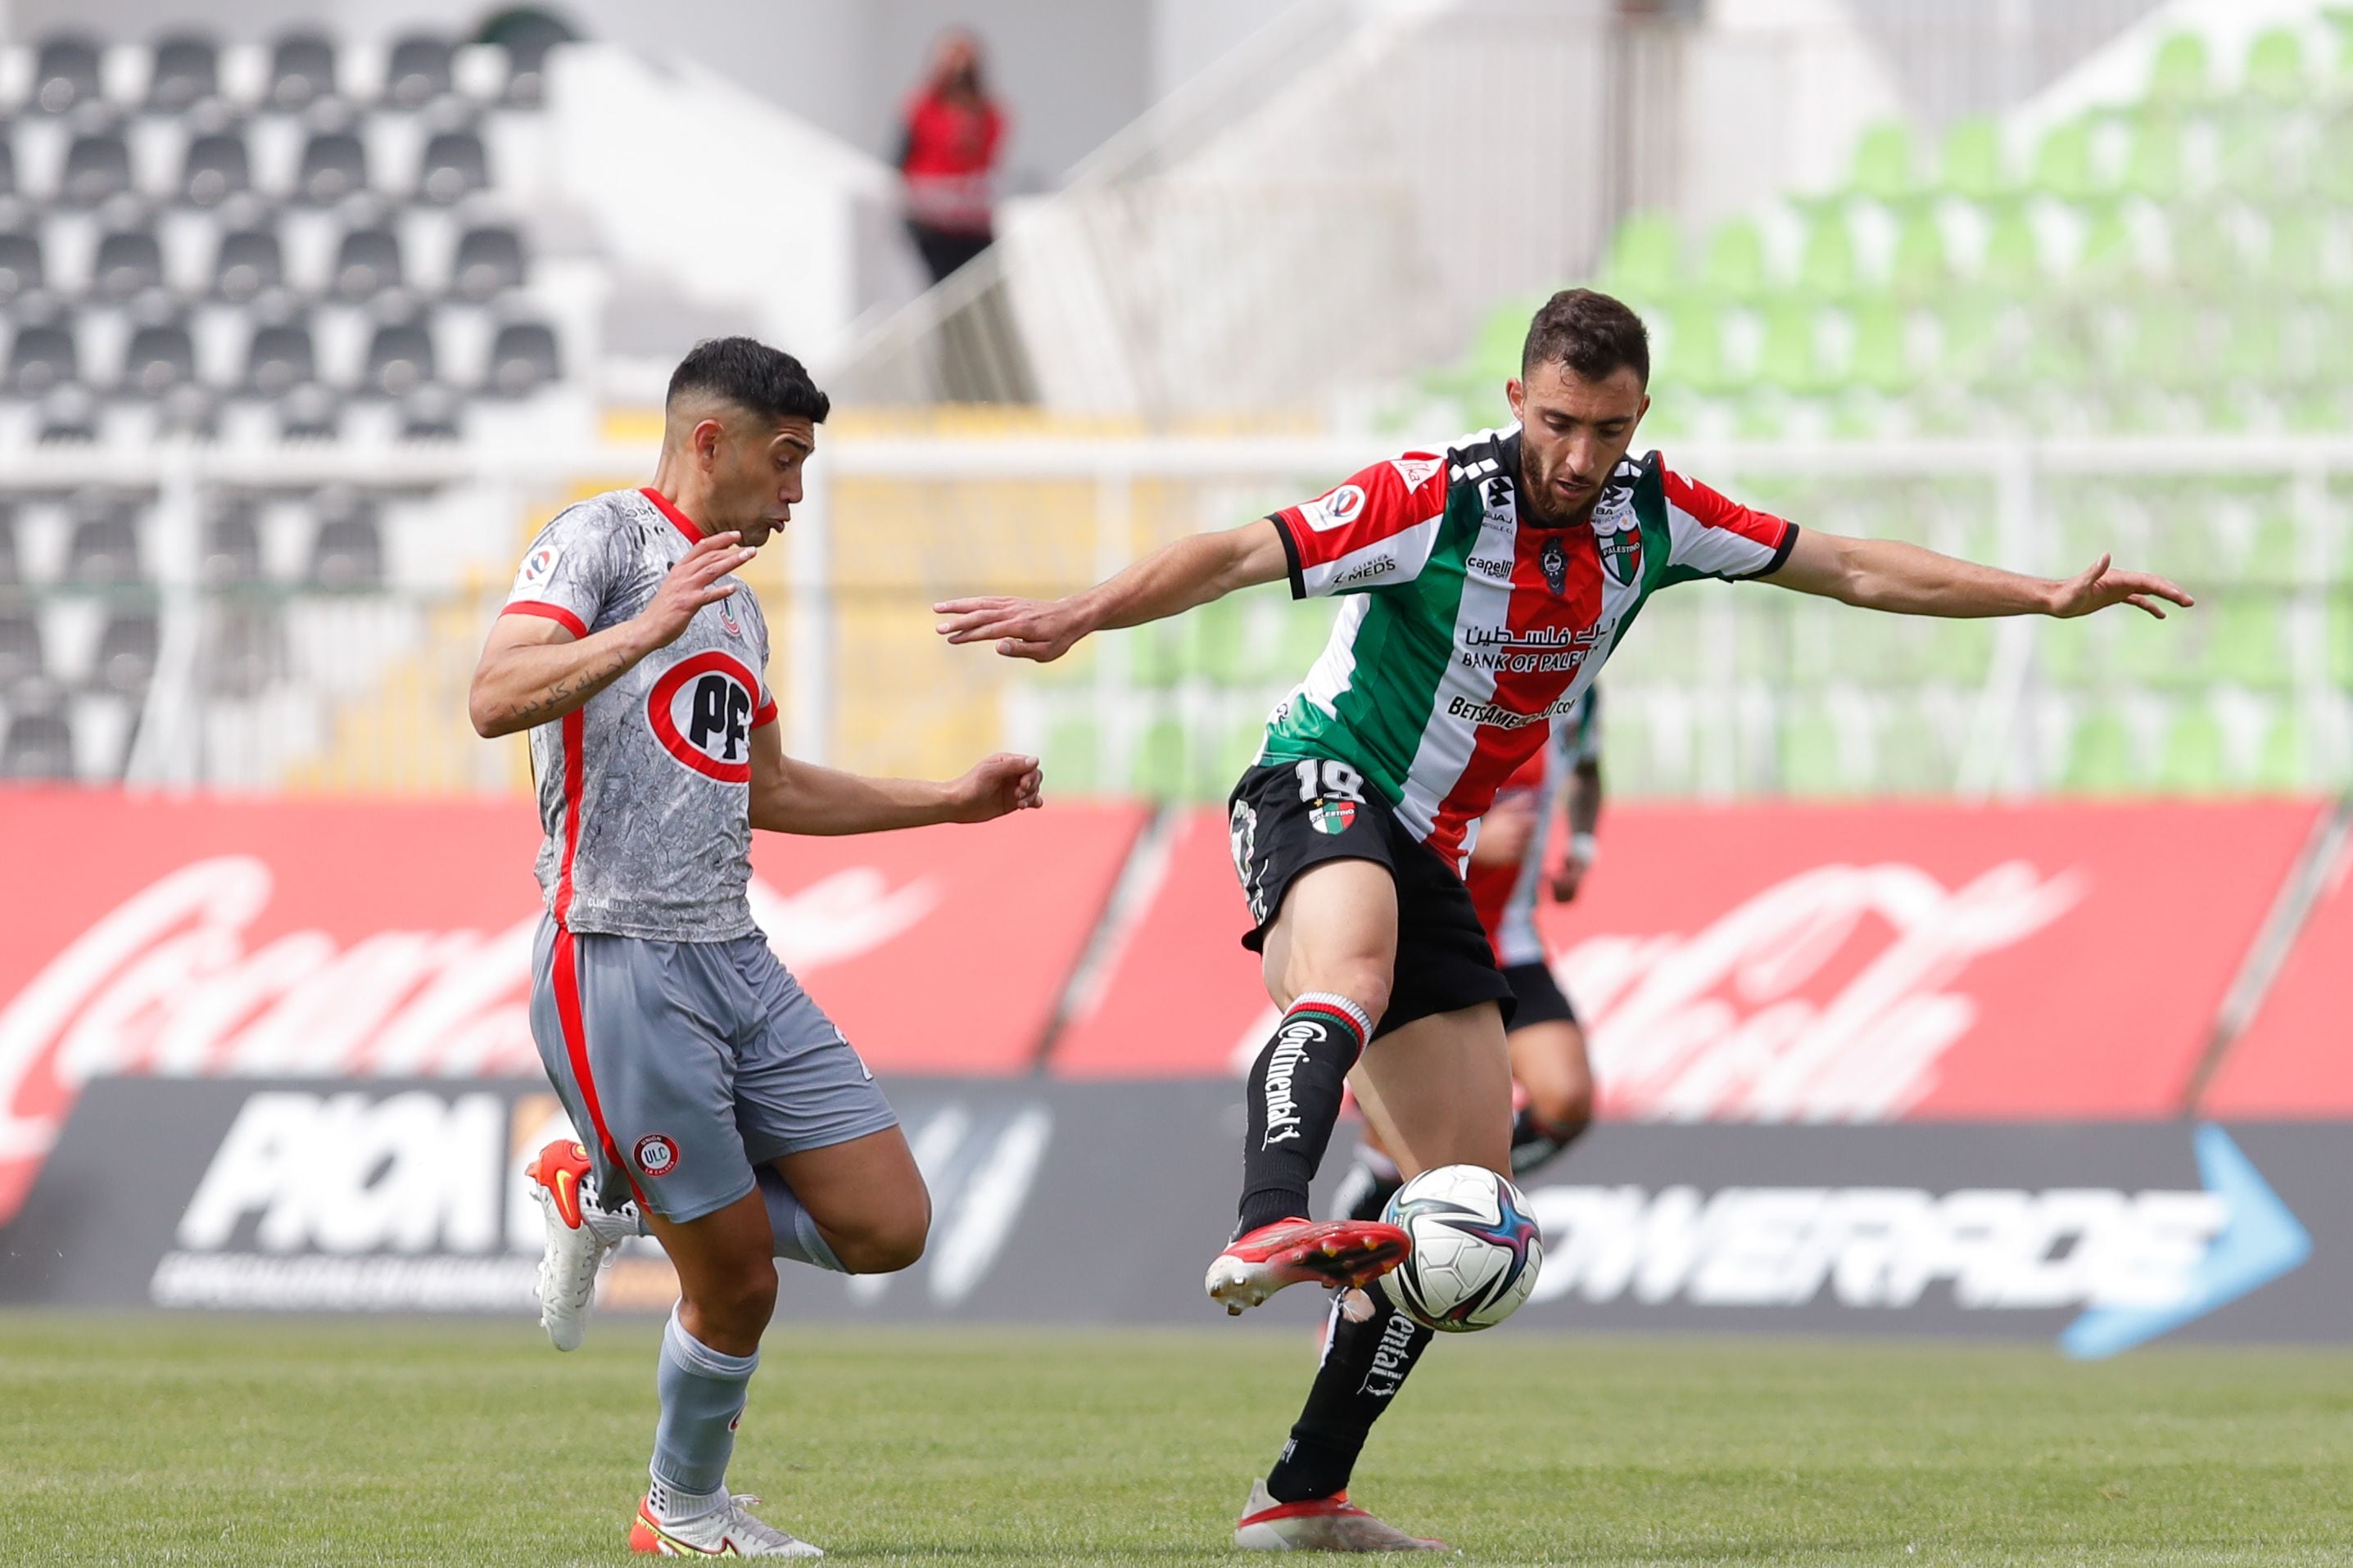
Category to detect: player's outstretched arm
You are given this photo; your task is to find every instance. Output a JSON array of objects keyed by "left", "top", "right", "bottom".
[
  {"left": 1762, "top": 529, "right": 2193, "bottom": 620},
  {"left": 747, "top": 723, "right": 1043, "bottom": 835},
  {"left": 468, "top": 531, "right": 755, "bottom": 737},
  {"left": 934, "top": 517, "right": 1288, "bottom": 662}
]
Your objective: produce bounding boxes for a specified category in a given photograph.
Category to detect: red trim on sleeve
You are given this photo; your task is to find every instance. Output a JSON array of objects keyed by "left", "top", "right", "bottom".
[
  {"left": 639, "top": 486, "right": 706, "bottom": 545},
  {"left": 1279, "top": 453, "right": 1450, "bottom": 572},
  {"left": 502, "top": 599, "right": 589, "bottom": 639},
  {"left": 1660, "top": 467, "right": 1791, "bottom": 553},
  {"left": 753, "top": 696, "right": 778, "bottom": 729}
]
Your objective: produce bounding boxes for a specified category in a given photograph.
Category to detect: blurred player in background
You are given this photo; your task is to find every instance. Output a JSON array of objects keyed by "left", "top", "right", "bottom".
[
  {"left": 937, "top": 287, "right": 2188, "bottom": 1551},
  {"left": 1333, "top": 686, "right": 1603, "bottom": 1226},
  {"left": 470, "top": 337, "right": 1042, "bottom": 1557}
]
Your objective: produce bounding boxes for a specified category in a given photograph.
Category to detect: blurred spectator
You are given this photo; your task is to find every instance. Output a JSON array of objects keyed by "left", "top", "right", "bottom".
[{"left": 897, "top": 30, "right": 1006, "bottom": 286}]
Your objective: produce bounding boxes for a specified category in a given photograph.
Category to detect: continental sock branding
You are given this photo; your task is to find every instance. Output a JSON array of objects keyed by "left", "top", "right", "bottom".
[
  {"left": 1266, "top": 1286, "right": 1435, "bottom": 1502},
  {"left": 1238, "top": 994, "right": 1373, "bottom": 1235}
]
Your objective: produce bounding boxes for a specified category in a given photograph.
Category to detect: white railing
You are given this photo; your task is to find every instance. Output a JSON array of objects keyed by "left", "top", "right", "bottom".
[{"left": 3, "top": 433, "right": 2344, "bottom": 798}]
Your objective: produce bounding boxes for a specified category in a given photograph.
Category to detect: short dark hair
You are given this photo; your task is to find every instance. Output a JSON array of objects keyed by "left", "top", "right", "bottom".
[
  {"left": 667, "top": 336, "right": 831, "bottom": 424},
  {"left": 1521, "top": 288, "right": 1649, "bottom": 385}
]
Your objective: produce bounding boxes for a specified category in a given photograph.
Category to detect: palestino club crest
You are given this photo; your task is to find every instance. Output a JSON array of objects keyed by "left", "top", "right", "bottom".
[
  {"left": 1540, "top": 535, "right": 1568, "bottom": 595},
  {"left": 1309, "top": 799, "right": 1357, "bottom": 835},
  {"left": 634, "top": 1133, "right": 681, "bottom": 1177},
  {"left": 1595, "top": 514, "right": 1642, "bottom": 588},
  {"left": 646, "top": 650, "right": 760, "bottom": 783}
]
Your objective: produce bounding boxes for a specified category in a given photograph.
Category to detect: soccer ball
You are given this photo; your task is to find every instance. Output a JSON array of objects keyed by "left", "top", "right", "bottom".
[{"left": 1377, "top": 1164, "right": 1543, "bottom": 1332}]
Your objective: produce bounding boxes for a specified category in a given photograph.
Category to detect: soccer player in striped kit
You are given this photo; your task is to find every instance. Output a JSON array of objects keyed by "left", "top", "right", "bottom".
[
  {"left": 1333, "top": 685, "right": 1603, "bottom": 1227},
  {"left": 937, "top": 288, "right": 2188, "bottom": 1549},
  {"left": 471, "top": 337, "right": 1043, "bottom": 1556}
]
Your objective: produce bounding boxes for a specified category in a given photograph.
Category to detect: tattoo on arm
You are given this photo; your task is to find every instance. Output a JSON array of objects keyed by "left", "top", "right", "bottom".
[{"left": 491, "top": 641, "right": 639, "bottom": 730}]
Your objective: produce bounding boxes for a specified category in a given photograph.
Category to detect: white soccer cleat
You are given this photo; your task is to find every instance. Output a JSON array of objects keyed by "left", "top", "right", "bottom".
[
  {"left": 631, "top": 1493, "right": 825, "bottom": 1557},
  {"left": 1233, "top": 1478, "right": 1450, "bottom": 1552},
  {"left": 526, "top": 1139, "right": 641, "bottom": 1352}
]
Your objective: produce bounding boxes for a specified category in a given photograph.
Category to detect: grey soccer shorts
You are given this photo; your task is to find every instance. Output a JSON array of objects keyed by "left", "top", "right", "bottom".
[{"left": 529, "top": 916, "right": 900, "bottom": 1223}]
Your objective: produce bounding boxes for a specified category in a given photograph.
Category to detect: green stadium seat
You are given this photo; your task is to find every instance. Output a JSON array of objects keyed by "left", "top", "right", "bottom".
[
  {"left": 1887, "top": 209, "right": 1948, "bottom": 296},
  {"left": 2170, "top": 210, "right": 2240, "bottom": 291},
  {"left": 1135, "top": 716, "right": 1188, "bottom": 801},
  {"left": 1602, "top": 212, "right": 1681, "bottom": 301},
  {"left": 1043, "top": 709, "right": 1102, "bottom": 797},
  {"left": 2242, "top": 28, "right": 2304, "bottom": 104},
  {"left": 1777, "top": 694, "right": 1851, "bottom": 795},
  {"left": 1196, "top": 594, "right": 1254, "bottom": 686},
  {"left": 1701, "top": 218, "right": 1768, "bottom": 300},
  {"left": 1757, "top": 301, "right": 1827, "bottom": 395},
  {"left": 2029, "top": 121, "right": 2097, "bottom": 202},
  {"left": 1980, "top": 207, "right": 2041, "bottom": 291},
  {"left": 2060, "top": 709, "right": 2139, "bottom": 793},
  {"left": 2123, "top": 299, "right": 2200, "bottom": 390},
  {"left": 1873, "top": 701, "right": 1958, "bottom": 794},
  {"left": 2219, "top": 301, "right": 2285, "bottom": 387},
  {"left": 2120, "top": 117, "right": 2183, "bottom": 202},
  {"left": 2146, "top": 33, "right": 2211, "bottom": 107},
  {"left": 1657, "top": 296, "right": 1739, "bottom": 397},
  {"left": 2328, "top": 595, "right": 2353, "bottom": 687},
  {"left": 2075, "top": 202, "right": 2138, "bottom": 283},
  {"left": 1128, "top": 621, "right": 1188, "bottom": 689},
  {"left": 2264, "top": 210, "right": 2326, "bottom": 293},
  {"left": 1847, "top": 120, "right": 1915, "bottom": 203},
  {"left": 2155, "top": 702, "right": 2229, "bottom": 793},
  {"left": 1847, "top": 300, "right": 1914, "bottom": 395},
  {"left": 1799, "top": 211, "right": 1858, "bottom": 298},
  {"left": 2251, "top": 703, "right": 2310, "bottom": 791},
  {"left": 1938, "top": 115, "right": 2010, "bottom": 201},
  {"left": 1278, "top": 600, "right": 1336, "bottom": 673}
]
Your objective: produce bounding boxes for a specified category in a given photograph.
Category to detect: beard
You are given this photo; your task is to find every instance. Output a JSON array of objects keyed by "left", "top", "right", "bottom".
[{"left": 1516, "top": 450, "right": 1592, "bottom": 529}]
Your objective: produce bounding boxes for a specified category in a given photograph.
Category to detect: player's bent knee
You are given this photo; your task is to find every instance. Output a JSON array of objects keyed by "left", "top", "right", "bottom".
[
  {"left": 1285, "top": 957, "right": 1391, "bottom": 1027},
  {"left": 833, "top": 1209, "right": 929, "bottom": 1275},
  {"left": 1531, "top": 1079, "right": 1594, "bottom": 1137},
  {"left": 685, "top": 1258, "right": 780, "bottom": 1336}
]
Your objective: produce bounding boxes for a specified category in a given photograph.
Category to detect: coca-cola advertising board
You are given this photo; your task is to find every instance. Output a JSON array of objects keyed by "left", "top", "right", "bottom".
[
  {"left": 1054, "top": 800, "right": 2326, "bottom": 1122},
  {"left": 0, "top": 791, "right": 1147, "bottom": 1226}
]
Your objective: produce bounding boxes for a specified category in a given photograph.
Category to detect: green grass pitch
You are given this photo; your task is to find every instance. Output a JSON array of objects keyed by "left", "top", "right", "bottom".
[{"left": 4, "top": 1313, "right": 2349, "bottom": 1565}]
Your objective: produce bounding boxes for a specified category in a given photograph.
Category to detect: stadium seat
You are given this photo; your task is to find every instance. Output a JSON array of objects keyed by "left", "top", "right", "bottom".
[
  {"left": 332, "top": 225, "right": 404, "bottom": 300},
  {"left": 484, "top": 320, "right": 559, "bottom": 396},
  {"left": 64, "top": 496, "right": 142, "bottom": 584},
  {"left": 1845, "top": 120, "right": 1913, "bottom": 203},
  {"left": 1886, "top": 209, "right": 1947, "bottom": 296},
  {"left": 0, "top": 703, "right": 76, "bottom": 779},
  {"left": 91, "top": 611, "right": 158, "bottom": 696},
  {"left": 1797, "top": 212, "right": 1858, "bottom": 298},
  {"left": 269, "top": 31, "right": 339, "bottom": 111},
  {"left": 1134, "top": 716, "right": 1188, "bottom": 800},
  {"left": 2155, "top": 703, "right": 2228, "bottom": 793},
  {"left": 2241, "top": 29, "right": 2304, "bottom": 104},
  {"left": 179, "top": 130, "right": 251, "bottom": 208},
  {"left": 399, "top": 382, "right": 464, "bottom": 440},
  {"left": 2059, "top": 709, "right": 2138, "bottom": 793},
  {"left": 0, "top": 229, "right": 44, "bottom": 305},
  {"left": 0, "top": 607, "right": 41, "bottom": 687},
  {"left": 31, "top": 34, "right": 103, "bottom": 115},
  {"left": 201, "top": 505, "right": 264, "bottom": 585},
  {"left": 495, "top": 14, "right": 574, "bottom": 107},
  {"left": 59, "top": 130, "right": 133, "bottom": 208},
  {"left": 1936, "top": 115, "right": 2009, "bottom": 201},
  {"left": 120, "top": 321, "right": 196, "bottom": 397},
  {"left": 201, "top": 606, "right": 277, "bottom": 697},
  {"left": 90, "top": 228, "right": 164, "bottom": 301},
  {"left": 213, "top": 224, "right": 284, "bottom": 303},
  {"left": 2120, "top": 117, "right": 2183, "bottom": 202},
  {"left": 364, "top": 317, "right": 437, "bottom": 396},
  {"left": 0, "top": 508, "right": 15, "bottom": 583},
  {"left": 145, "top": 32, "right": 219, "bottom": 113},
  {"left": 2144, "top": 32, "right": 2210, "bottom": 107},
  {"left": 1600, "top": 211, "right": 1680, "bottom": 300},
  {"left": 37, "top": 382, "right": 99, "bottom": 443},
  {"left": 450, "top": 223, "right": 526, "bottom": 301},
  {"left": 310, "top": 504, "right": 383, "bottom": 589},
  {"left": 0, "top": 142, "right": 16, "bottom": 199},
  {"left": 417, "top": 129, "right": 490, "bottom": 205},
  {"left": 1700, "top": 218, "right": 1767, "bottom": 300},
  {"left": 384, "top": 33, "right": 457, "bottom": 110},
  {"left": 8, "top": 322, "right": 78, "bottom": 397},
  {"left": 278, "top": 381, "right": 342, "bottom": 441},
  {"left": 296, "top": 129, "right": 368, "bottom": 206},
  {"left": 245, "top": 320, "right": 315, "bottom": 396}
]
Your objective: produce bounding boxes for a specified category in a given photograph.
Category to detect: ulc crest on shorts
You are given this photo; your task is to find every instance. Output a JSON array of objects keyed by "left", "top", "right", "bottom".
[{"left": 633, "top": 1133, "right": 681, "bottom": 1177}]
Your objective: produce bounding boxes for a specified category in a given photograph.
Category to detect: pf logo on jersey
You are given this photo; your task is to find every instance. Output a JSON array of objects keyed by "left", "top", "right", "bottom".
[{"left": 647, "top": 649, "right": 760, "bottom": 783}]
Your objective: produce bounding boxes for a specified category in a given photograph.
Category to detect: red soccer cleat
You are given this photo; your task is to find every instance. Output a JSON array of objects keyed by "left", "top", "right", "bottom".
[
  {"left": 1204, "top": 1217, "right": 1410, "bottom": 1316},
  {"left": 1233, "top": 1479, "right": 1449, "bottom": 1551}
]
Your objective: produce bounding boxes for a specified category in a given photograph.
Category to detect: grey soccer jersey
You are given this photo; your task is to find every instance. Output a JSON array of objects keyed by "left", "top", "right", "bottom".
[{"left": 500, "top": 486, "right": 777, "bottom": 941}]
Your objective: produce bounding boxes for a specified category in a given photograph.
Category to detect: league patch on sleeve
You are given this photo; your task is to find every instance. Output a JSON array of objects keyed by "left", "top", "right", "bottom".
[
  {"left": 1300, "top": 484, "right": 1368, "bottom": 533},
  {"left": 509, "top": 542, "right": 565, "bottom": 599}
]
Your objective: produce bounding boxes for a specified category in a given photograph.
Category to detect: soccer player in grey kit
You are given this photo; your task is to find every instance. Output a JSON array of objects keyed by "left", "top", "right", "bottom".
[{"left": 470, "top": 337, "right": 1042, "bottom": 1557}]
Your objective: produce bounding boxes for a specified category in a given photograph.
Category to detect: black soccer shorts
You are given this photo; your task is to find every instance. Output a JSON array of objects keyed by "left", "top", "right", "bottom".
[{"left": 1226, "top": 758, "right": 1515, "bottom": 1040}]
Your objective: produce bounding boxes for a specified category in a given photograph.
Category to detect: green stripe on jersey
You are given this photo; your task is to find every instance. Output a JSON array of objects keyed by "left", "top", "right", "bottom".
[{"left": 1258, "top": 486, "right": 1477, "bottom": 805}]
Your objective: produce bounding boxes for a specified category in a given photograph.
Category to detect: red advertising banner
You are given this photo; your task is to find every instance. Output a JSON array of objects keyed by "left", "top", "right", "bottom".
[
  {"left": 2200, "top": 829, "right": 2353, "bottom": 1117},
  {"left": 1052, "top": 800, "right": 2324, "bottom": 1125},
  {"left": 0, "top": 790, "right": 1143, "bottom": 1223}
]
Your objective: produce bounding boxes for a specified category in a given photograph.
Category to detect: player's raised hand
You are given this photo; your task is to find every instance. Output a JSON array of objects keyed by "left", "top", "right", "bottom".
[
  {"left": 934, "top": 595, "right": 1089, "bottom": 662},
  {"left": 2048, "top": 554, "right": 2194, "bottom": 620},
  {"left": 637, "top": 531, "right": 758, "bottom": 648},
  {"left": 943, "top": 752, "right": 1044, "bottom": 822}
]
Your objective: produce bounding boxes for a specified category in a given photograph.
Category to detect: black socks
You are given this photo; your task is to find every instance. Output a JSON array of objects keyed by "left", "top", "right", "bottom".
[
  {"left": 1238, "top": 993, "right": 1373, "bottom": 1236},
  {"left": 1265, "top": 1286, "right": 1434, "bottom": 1502}
]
